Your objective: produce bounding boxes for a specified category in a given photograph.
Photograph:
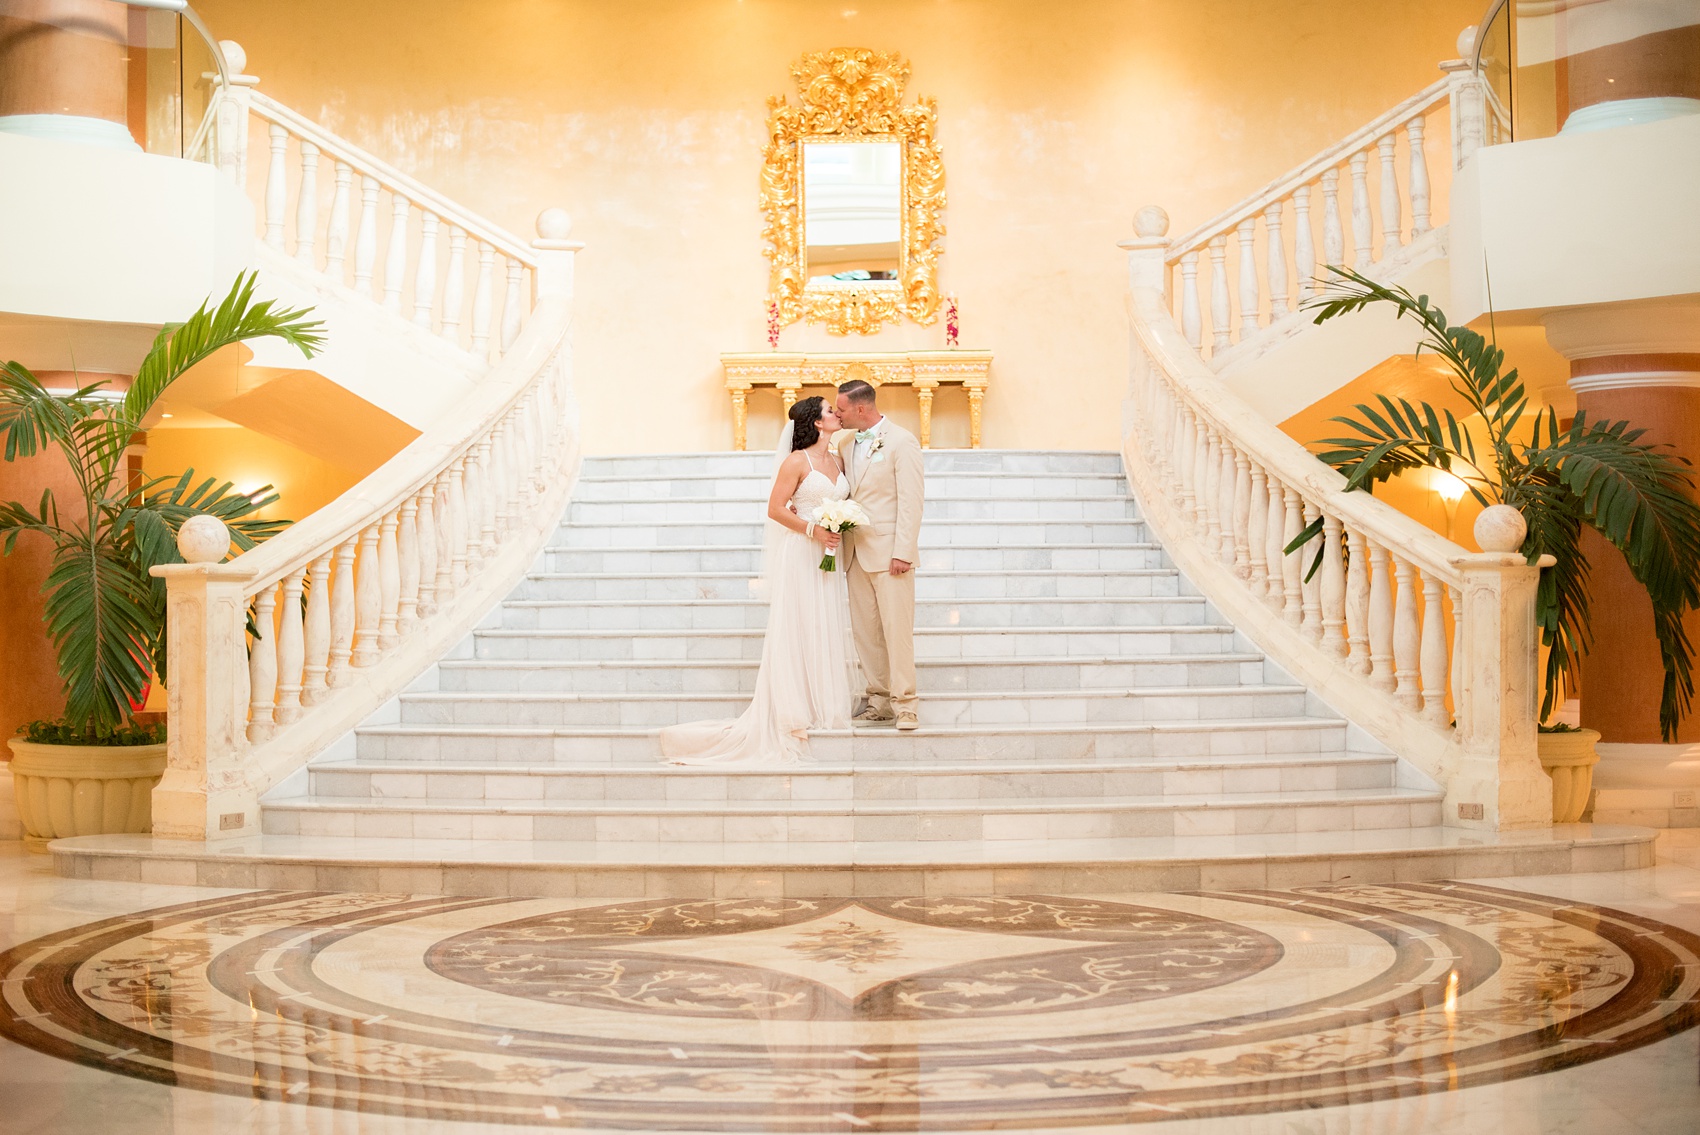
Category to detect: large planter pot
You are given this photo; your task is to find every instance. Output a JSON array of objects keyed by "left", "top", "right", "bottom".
[
  {"left": 7, "top": 739, "right": 167, "bottom": 847},
  {"left": 1538, "top": 728, "right": 1602, "bottom": 824}
]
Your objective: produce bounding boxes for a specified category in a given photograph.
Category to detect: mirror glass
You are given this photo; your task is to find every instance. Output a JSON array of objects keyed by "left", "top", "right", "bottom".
[{"left": 802, "top": 140, "right": 902, "bottom": 285}]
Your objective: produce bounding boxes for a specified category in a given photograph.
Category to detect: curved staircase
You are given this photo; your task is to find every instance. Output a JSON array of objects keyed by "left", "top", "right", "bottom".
[{"left": 54, "top": 449, "right": 1649, "bottom": 896}]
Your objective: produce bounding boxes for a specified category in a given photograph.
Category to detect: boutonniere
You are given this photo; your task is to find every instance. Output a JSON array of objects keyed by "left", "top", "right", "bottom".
[{"left": 868, "top": 436, "right": 888, "bottom": 464}]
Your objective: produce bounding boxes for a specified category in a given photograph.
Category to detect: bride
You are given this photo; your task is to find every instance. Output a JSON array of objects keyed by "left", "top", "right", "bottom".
[{"left": 660, "top": 396, "right": 853, "bottom": 765}]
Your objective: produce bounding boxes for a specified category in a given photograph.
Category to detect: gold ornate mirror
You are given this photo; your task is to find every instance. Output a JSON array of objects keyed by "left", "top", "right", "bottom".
[{"left": 761, "top": 49, "right": 945, "bottom": 335}]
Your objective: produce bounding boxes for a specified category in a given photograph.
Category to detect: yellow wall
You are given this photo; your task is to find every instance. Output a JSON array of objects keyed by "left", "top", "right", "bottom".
[
  {"left": 197, "top": 0, "right": 1480, "bottom": 454},
  {"left": 141, "top": 427, "right": 363, "bottom": 523}
]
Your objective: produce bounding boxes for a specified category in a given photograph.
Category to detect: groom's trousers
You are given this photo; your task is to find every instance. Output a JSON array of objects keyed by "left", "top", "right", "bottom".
[{"left": 848, "top": 562, "right": 918, "bottom": 717}]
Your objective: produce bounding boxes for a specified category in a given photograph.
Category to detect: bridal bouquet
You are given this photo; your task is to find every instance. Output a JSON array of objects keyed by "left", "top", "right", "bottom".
[{"left": 811, "top": 498, "right": 869, "bottom": 572}]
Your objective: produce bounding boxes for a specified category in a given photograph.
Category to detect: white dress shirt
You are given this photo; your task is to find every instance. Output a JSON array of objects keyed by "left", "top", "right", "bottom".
[{"left": 853, "top": 415, "right": 887, "bottom": 471}]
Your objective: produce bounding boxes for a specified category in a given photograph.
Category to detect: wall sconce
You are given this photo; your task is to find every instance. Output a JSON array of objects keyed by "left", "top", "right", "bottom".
[{"left": 1433, "top": 471, "right": 1467, "bottom": 541}]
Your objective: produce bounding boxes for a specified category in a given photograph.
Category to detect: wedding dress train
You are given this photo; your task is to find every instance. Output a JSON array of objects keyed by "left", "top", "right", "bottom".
[{"left": 660, "top": 459, "right": 853, "bottom": 765}]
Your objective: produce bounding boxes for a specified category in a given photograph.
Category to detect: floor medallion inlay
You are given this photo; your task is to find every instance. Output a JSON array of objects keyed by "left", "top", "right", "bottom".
[{"left": 1, "top": 884, "right": 1695, "bottom": 1130}]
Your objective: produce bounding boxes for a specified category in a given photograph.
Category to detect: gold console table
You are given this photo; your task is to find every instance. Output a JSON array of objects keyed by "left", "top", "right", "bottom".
[{"left": 720, "top": 351, "right": 992, "bottom": 450}]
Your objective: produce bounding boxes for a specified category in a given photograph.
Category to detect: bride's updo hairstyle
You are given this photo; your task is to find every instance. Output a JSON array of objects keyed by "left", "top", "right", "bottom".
[{"left": 789, "top": 395, "right": 827, "bottom": 451}]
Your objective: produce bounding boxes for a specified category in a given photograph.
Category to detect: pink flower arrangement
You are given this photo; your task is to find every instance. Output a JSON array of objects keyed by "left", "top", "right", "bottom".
[
  {"left": 945, "top": 295, "right": 959, "bottom": 348},
  {"left": 766, "top": 300, "right": 781, "bottom": 348}
]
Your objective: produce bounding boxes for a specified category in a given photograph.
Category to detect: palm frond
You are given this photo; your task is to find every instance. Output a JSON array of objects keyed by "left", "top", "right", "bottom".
[{"left": 41, "top": 536, "right": 157, "bottom": 731}]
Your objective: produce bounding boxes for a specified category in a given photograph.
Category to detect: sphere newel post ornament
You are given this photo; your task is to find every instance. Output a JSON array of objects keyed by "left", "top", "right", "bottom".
[
  {"left": 1474, "top": 504, "right": 1526, "bottom": 554},
  {"left": 178, "top": 515, "right": 231, "bottom": 564},
  {"left": 532, "top": 208, "right": 584, "bottom": 301}
]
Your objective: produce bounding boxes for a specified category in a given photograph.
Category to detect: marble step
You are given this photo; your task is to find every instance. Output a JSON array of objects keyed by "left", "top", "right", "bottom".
[
  {"left": 353, "top": 717, "right": 1348, "bottom": 764},
  {"left": 510, "top": 568, "right": 1191, "bottom": 602},
  {"left": 551, "top": 517, "right": 1150, "bottom": 548},
  {"left": 54, "top": 825, "right": 1657, "bottom": 897},
  {"left": 544, "top": 542, "right": 1170, "bottom": 574},
  {"left": 565, "top": 495, "right": 1143, "bottom": 525},
  {"left": 260, "top": 785, "right": 1444, "bottom": 844},
  {"left": 582, "top": 450, "right": 1126, "bottom": 477},
  {"left": 394, "top": 685, "right": 1312, "bottom": 728},
  {"left": 305, "top": 754, "right": 1398, "bottom": 803},
  {"left": 574, "top": 471, "right": 1131, "bottom": 501},
  {"left": 468, "top": 624, "right": 1248, "bottom": 662},
  {"left": 496, "top": 595, "right": 1213, "bottom": 631},
  {"left": 434, "top": 653, "right": 1273, "bottom": 694}
]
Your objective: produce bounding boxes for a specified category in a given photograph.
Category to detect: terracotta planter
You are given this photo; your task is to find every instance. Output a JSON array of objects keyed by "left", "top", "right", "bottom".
[
  {"left": 7, "top": 739, "right": 167, "bottom": 847},
  {"left": 1538, "top": 728, "right": 1602, "bottom": 824}
]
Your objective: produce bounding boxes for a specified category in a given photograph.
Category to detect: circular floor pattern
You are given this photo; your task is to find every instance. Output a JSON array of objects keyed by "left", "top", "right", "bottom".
[{"left": 1, "top": 882, "right": 1697, "bottom": 1131}]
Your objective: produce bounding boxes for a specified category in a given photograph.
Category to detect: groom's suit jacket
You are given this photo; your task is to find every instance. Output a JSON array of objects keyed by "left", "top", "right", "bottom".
[{"left": 837, "top": 420, "right": 925, "bottom": 572}]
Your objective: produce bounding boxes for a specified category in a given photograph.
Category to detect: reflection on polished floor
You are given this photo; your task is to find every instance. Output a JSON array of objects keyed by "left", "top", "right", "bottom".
[{"left": 2, "top": 837, "right": 1698, "bottom": 1134}]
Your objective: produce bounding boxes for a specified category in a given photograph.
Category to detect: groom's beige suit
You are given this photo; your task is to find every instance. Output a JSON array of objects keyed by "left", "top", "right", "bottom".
[{"left": 836, "top": 417, "right": 925, "bottom": 717}]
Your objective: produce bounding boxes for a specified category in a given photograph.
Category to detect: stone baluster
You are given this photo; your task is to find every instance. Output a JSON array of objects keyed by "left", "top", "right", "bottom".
[
  {"left": 1235, "top": 217, "right": 1259, "bottom": 338},
  {"left": 293, "top": 140, "right": 319, "bottom": 266},
  {"left": 273, "top": 569, "right": 307, "bottom": 725},
  {"left": 1192, "top": 416, "right": 1211, "bottom": 530},
  {"left": 1217, "top": 439, "right": 1237, "bottom": 566},
  {"left": 1421, "top": 573, "right": 1450, "bottom": 724},
  {"left": 263, "top": 124, "right": 288, "bottom": 249},
  {"left": 1300, "top": 502, "right": 1323, "bottom": 640},
  {"left": 1320, "top": 514, "right": 1348, "bottom": 656},
  {"left": 415, "top": 484, "right": 438, "bottom": 619},
  {"left": 1264, "top": 475, "right": 1286, "bottom": 608},
  {"left": 490, "top": 424, "right": 513, "bottom": 537},
  {"left": 471, "top": 244, "right": 496, "bottom": 358},
  {"left": 246, "top": 584, "right": 278, "bottom": 743},
  {"left": 1393, "top": 556, "right": 1421, "bottom": 708},
  {"left": 352, "top": 176, "right": 380, "bottom": 298},
  {"left": 433, "top": 472, "right": 456, "bottom": 602},
  {"left": 382, "top": 192, "right": 411, "bottom": 313},
  {"left": 441, "top": 225, "right": 467, "bottom": 346},
  {"left": 1377, "top": 133, "right": 1403, "bottom": 253},
  {"left": 1448, "top": 584, "right": 1464, "bottom": 716},
  {"left": 447, "top": 458, "right": 471, "bottom": 588},
  {"left": 1407, "top": 117, "right": 1432, "bottom": 235},
  {"left": 1345, "top": 527, "right": 1371, "bottom": 675},
  {"left": 327, "top": 537, "right": 357, "bottom": 685},
  {"left": 1280, "top": 489, "right": 1304, "bottom": 627},
  {"left": 476, "top": 437, "right": 500, "bottom": 555},
  {"left": 377, "top": 512, "right": 401, "bottom": 649},
  {"left": 1175, "top": 406, "right": 1196, "bottom": 517},
  {"left": 397, "top": 498, "right": 421, "bottom": 634},
  {"left": 1292, "top": 185, "right": 1315, "bottom": 301},
  {"left": 1231, "top": 453, "right": 1251, "bottom": 578},
  {"left": 1349, "top": 151, "right": 1373, "bottom": 271},
  {"left": 324, "top": 161, "right": 353, "bottom": 282},
  {"left": 501, "top": 258, "right": 525, "bottom": 350},
  {"left": 1368, "top": 541, "right": 1396, "bottom": 691},
  {"left": 412, "top": 211, "right": 439, "bottom": 328},
  {"left": 462, "top": 442, "right": 485, "bottom": 566},
  {"left": 1263, "top": 200, "right": 1288, "bottom": 319},
  {"left": 302, "top": 551, "right": 332, "bottom": 705},
  {"left": 1246, "top": 462, "right": 1269, "bottom": 589},
  {"left": 1207, "top": 235, "right": 1231, "bottom": 354},
  {"left": 351, "top": 524, "right": 383, "bottom": 666},
  {"left": 1179, "top": 252, "right": 1202, "bottom": 350},
  {"left": 1202, "top": 430, "right": 1223, "bottom": 549},
  {"left": 1320, "top": 168, "right": 1345, "bottom": 270}
]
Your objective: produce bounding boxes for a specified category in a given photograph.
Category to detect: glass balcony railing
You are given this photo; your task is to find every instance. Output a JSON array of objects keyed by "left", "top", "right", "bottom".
[{"left": 1471, "top": 0, "right": 1700, "bottom": 144}]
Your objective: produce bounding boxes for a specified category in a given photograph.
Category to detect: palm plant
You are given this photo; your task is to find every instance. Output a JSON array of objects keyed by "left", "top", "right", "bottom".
[
  {"left": 0, "top": 273, "right": 323, "bottom": 741},
  {"left": 1292, "top": 267, "right": 1700, "bottom": 742}
]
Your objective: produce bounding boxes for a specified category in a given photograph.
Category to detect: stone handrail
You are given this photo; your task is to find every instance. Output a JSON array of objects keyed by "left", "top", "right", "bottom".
[
  {"left": 148, "top": 44, "right": 589, "bottom": 841},
  {"left": 1166, "top": 30, "right": 1491, "bottom": 365},
  {"left": 205, "top": 42, "right": 545, "bottom": 364},
  {"left": 1121, "top": 225, "right": 1550, "bottom": 832}
]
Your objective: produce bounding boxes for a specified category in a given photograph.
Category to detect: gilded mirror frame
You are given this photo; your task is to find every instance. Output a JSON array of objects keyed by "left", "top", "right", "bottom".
[{"left": 761, "top": 49, "right": 945, "bottom": 336}]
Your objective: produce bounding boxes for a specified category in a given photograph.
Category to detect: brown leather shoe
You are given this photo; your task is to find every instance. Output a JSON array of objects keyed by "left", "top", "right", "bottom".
[
  {"left": 895, "top": 711, "right": 919, "bottom": 731},
  {"left": 853, "top": 706, "right": 895, "bottom": 724}
]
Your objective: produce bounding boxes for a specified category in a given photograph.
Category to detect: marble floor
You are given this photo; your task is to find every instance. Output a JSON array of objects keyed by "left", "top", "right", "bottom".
[{"left": 1, "top": 838, "right": 1697, "bottom": 1134}]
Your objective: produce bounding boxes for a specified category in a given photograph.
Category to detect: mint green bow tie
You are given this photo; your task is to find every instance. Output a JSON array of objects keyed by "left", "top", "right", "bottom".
[{"left": 856, "top": 429, "right": 877, "bottom": 442}]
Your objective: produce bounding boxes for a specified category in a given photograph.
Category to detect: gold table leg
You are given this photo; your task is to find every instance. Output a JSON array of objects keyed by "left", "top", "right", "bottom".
[
  {"left": 729, "top": 386, "right": 750, "bottom": 451},
  {"left": 915, "top": 384, "right": 936, "bottom": 449},
  {"left": 779, "top": 384, "right": 801, "bottom": 414},
  {"left": 967, "top": 386, "right": 984, "bottom": 449}
]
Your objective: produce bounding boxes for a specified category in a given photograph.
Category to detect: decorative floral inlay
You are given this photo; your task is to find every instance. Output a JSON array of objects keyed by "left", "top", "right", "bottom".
[{"left": 784, "top": 920, "right": 905, "bottom": 973}]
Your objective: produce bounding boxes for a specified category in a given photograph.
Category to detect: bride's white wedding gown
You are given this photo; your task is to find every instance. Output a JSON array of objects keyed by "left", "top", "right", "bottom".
[{"left": 660, "top": 456, "right": 853, "bottom": 765}]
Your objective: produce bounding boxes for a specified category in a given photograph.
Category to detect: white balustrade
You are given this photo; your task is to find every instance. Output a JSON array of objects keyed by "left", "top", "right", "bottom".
[
  {"left": 1124, "top": 210, "right": 1552, "bottom": 830},
  {"left": 1163, "top": 69, "right": 1455, "bottom": 362}
]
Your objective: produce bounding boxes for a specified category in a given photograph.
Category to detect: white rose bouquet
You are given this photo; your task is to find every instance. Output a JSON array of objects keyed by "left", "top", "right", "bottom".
[{"left": 811, "top": 498, "right": 869, "bottom": 572}]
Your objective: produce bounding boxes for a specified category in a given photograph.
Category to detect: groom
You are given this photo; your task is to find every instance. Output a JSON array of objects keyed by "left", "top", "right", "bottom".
[{"left": 835, "top": 376, "right": 925, "bottom": 731}]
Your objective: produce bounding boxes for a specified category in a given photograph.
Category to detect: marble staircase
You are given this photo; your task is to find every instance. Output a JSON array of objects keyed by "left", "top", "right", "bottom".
[{"left": 52, "top": 450, "right": 1655, "bottom": 894}]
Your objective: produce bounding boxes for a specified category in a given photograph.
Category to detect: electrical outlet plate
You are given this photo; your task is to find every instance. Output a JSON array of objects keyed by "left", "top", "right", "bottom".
[
  {"left": 1675, "top": 791, "right": 1697, "bottom": 809},
  {"left": 219, "top": 812, "right": 246, "bottom": 831},
  {"left": 1457, "top": 802, "right": 1485, "bottom": 821}
]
